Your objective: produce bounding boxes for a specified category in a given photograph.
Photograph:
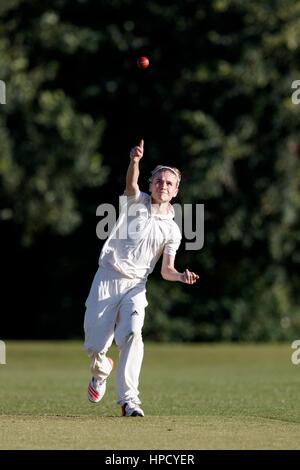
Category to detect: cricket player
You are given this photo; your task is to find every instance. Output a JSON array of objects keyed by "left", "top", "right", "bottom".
[{"left": 84, "top": 139, "right": 199, "bottom": 417}]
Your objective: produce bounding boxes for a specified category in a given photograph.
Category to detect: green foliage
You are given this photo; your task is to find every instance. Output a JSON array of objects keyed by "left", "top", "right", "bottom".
[
  {"left": 0, "top": 1, "right": 107, "bottom": 244},
  {"left": 1, "top": 0, "right": 300, "bottom": 340}
]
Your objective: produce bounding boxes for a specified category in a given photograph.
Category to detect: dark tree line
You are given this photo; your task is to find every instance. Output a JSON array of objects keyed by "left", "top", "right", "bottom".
[{"left": 1, "top": 0, "right": 300, "bottom": 341}]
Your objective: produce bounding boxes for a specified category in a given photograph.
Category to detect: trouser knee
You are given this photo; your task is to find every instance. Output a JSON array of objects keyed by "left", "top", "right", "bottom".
[{"left": 115, "top": 329, "right": 143, "bottom": 349}]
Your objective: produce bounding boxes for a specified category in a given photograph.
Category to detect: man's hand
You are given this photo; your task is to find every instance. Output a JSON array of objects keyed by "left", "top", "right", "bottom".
[
  {"left": 161, "top": 254, "right": 200, "bottom": 284},
  {"left": 125, "top": 139, "right": 144, "bottom": 196},
  {"left": 180, "top": 269, "right": 200, "bottom": 285},
  {"left": 130, "top": 139, "right": 144, "bottom": 162}
]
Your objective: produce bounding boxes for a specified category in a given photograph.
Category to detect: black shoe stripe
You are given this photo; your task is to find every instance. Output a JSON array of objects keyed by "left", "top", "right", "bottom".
[{"left": 130, "top": 411, "right": 144, "bottom": 417}]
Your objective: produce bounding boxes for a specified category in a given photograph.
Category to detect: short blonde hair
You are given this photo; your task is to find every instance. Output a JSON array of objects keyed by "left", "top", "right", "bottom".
[{"left": 149, "top": 165, "right": 181, "bottom": 187}]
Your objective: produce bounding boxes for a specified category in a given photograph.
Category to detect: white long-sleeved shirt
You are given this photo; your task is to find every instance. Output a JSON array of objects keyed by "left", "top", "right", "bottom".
[{"left": 99, "top": 191, "right": 182, "bottom": 280}]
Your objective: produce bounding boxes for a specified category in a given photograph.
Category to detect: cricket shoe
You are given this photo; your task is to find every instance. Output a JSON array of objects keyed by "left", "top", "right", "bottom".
[
  {"left": 121, "top": 401, "right": 145, "bottom": 417},
  {"left": 87, "top": 357, "right": 114, "bottom": 403}
]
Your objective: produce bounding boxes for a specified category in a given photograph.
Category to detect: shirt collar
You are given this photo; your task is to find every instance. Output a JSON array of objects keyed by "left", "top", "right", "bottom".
[{"left": 150, "top": 201, "right": 175, "bottom": 220}]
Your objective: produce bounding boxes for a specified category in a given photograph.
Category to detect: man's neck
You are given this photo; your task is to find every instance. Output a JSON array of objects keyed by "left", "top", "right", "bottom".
[{"left": 150, "top": 198, "right": 170, "bottom": 215}]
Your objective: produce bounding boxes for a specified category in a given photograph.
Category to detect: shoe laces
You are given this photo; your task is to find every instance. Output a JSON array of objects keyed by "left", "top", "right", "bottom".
[{"left": 92, "top": 377, "right": 104, "bottom": 391}]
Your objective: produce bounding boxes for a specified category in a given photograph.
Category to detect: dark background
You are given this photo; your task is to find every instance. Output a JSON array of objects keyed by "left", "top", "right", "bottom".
[{"left": 1, "top": 0, "right": 300, "bottom": 341}]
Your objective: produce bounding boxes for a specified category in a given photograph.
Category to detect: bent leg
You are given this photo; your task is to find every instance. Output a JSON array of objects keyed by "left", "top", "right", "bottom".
[
  {"left": 83, "top": 269, "right": 119, "bottom": 381},
  {"left": 88, "top": 350, "right": 114, "bottom": 382},
  {"left": 84, "top": 302, "right": 116, "bottom": 382}
]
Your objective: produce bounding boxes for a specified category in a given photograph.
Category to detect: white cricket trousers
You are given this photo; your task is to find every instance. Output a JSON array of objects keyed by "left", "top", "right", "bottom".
[{"left": 83, "top": 267, "right": 148, "bottom": 406}]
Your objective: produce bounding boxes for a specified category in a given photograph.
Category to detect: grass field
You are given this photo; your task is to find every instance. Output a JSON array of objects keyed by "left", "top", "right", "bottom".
[{"left": 0, "top": 341, "right": 300, "bottom": 449}]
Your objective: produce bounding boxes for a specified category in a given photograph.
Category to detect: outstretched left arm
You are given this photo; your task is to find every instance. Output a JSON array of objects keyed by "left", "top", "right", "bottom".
[{"left": 161, "top": 253, "right": 200, "bottom": 284}]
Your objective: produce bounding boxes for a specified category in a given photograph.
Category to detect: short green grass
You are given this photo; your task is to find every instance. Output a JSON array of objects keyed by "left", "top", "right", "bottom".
[{"left": 0, "top": 341, "right": 300, "bottom": 449}]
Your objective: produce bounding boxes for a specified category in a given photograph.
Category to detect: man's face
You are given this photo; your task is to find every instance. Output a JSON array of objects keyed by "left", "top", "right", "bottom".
[{"left": 149, "top": 170, "right": 179, "bottom": 204}]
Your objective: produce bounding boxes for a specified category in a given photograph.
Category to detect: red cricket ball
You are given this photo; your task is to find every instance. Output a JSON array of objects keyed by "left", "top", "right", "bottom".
[{"left": 137, "top": 56, "right": 149, "bottom": 69}]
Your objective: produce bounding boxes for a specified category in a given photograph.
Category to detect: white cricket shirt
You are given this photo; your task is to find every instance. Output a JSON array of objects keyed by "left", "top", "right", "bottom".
[{"left": 99, "top": 191, "right": 182, "bottom": 280}]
